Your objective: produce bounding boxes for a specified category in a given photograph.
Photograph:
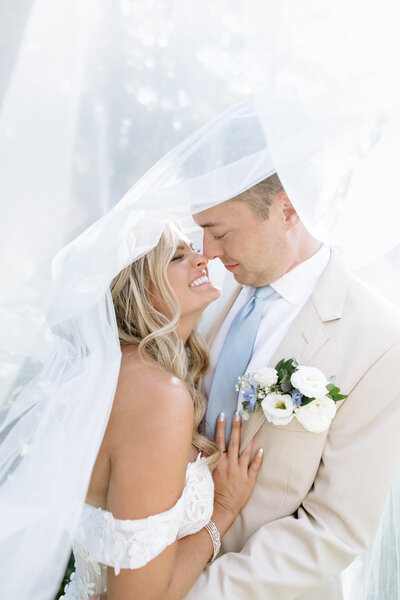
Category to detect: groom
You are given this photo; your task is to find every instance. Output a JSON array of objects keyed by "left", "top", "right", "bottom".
[{"left": 185, "top": 173, "right": 400, "bottom": 599}]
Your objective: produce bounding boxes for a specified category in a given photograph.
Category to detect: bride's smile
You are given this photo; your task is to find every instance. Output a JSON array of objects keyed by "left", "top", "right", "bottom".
[
  {"left": 189, "top": 273, "right": 210, "bottom": 287},
  {"left": 165, "top": 241, "right": 221, "bottom": 318}
]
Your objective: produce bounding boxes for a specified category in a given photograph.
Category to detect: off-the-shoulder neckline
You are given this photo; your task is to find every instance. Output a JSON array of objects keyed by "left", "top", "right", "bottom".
[{"left": 84, "top": 452, "right": 208, "bottom": 522}]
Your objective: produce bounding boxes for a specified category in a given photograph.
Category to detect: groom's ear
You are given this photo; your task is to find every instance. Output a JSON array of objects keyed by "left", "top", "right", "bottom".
[{"left": 276, "top": 191, "right": 299, "bottom": 229}]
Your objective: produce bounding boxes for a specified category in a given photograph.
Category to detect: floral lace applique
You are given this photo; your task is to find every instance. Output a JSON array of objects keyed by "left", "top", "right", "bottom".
[{"left": 62, "top": 455, "right": 213, "bottom": 600}]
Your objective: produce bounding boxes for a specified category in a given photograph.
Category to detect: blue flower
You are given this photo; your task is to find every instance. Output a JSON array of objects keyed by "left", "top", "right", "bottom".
[
  {"left": 243, "top": 384, "right": 258, "bottom": 412},
  {"left": 291, "top": 388, "right": 304, "bottom": 406}
]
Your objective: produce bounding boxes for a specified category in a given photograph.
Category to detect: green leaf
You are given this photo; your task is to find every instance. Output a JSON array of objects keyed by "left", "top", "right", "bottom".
[
  {"left": 327, "top": 385, "right": 340, "bottom": 396},
  {"left": 284, "top": 358, "right": 294, "bottom": 372},
  {"left": 300, "top": 396, "right": 314, "bottom": 406},
  {"left": 275, "top": 358, "right": 285, "bottom": 374},
  {"left": 276, "top": 358, "right": 293, "bottom": 379}
]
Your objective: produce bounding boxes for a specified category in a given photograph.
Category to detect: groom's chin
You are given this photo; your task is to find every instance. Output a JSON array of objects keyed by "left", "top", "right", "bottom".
[{"left": 232, "top": 272, "right": 246, "bottom": 285}]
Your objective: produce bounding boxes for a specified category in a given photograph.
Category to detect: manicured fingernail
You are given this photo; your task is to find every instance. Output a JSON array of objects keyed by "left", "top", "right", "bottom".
[
  {"left": 219, "top": 412, "right": 225, "bottom": 421},
  {"left": 258, "top": 448, "right": 264, "bottom": 456},
  {"left": 234, "top": 411, "right": 240, "bottom": 422}
]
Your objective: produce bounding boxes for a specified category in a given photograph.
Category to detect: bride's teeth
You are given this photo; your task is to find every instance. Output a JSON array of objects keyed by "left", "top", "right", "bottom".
[{"left": 190, "top": 275, "right": 209, "bottom": 287}]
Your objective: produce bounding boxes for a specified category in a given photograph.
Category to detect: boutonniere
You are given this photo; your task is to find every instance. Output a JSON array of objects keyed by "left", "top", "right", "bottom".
[{"left": 236, "top": 357, "right": 347, "bottom": 433}]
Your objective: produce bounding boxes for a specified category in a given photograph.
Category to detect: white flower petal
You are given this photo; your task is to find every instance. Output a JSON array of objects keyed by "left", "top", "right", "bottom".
[
  {"left": 261, "top": 392, "right": 295, "bottom": 426},
  {"left": 291, "top": 366, "right": 329, "bottom": 399},
  {"left": 295, "top": 396, "right": 336, "bottom": 433},
  {"left": 254, "top": 367, "right": 278, "bottom": 388}
]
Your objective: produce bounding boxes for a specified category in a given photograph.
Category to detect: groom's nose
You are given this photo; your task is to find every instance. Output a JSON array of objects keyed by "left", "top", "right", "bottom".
[{"left": 202, "top": 232, "right": 221, "bottom": 260}]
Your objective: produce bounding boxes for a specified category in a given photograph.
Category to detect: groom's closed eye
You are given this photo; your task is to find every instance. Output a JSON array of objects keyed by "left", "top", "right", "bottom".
[{"left": 206, "top": 227, "right": 227, "bottom": 240}]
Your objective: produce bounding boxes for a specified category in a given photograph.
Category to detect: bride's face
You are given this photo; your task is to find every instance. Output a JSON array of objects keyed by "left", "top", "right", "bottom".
[{"left": 160, "top": 241, "right": 220, "bottom": 318}]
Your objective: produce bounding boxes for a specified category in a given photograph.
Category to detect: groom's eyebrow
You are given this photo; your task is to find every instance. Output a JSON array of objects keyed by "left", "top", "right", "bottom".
[{"left": 197, "top": 221, "right": 222, "bottom": 228}]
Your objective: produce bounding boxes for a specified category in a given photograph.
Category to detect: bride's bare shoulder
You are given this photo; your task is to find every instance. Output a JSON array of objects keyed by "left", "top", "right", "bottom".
[
  {"left": 111, "top": 344, "right": 193, "bottom": 426},
  {"left": 87, "top": 345, "right": 193, "bottom": 511},
  {"left": 101, "top": 345, "right": 194, "bottom": 519}
]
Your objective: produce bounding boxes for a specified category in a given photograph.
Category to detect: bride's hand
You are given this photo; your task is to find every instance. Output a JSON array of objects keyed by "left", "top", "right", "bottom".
[{"left": 211, "top": 412, "right": 263, "bottom": 530}]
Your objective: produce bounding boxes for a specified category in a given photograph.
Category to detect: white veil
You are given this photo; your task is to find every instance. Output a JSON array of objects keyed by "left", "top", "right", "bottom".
[{"left": 1, "top": 1, "right": 400, "bottom": 599}]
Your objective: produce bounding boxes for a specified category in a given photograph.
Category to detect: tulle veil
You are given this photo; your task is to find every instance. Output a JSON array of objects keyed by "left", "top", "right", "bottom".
[{"left": 1, "top": 1, "right": 400, "bottom": 598}]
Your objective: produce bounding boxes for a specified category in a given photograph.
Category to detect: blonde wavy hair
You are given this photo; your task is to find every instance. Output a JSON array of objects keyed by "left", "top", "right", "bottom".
[{"left": 110, "top": 222, "right": 221, "bottom": 469}]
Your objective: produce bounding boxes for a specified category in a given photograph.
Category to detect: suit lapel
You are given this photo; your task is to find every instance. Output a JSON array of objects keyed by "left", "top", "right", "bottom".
[
  {"left": 240, "top": 301, "right": 329, "bottom": 451},
  {"left": 271, "top": 301, "right": 330, "bottom": 366},
  {"left": 239, "top": 251, "right": 350, "bottom": 452}
]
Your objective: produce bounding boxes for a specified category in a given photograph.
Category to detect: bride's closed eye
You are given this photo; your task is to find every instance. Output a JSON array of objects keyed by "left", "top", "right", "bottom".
[
  {"left": 170, "top": 243, "right": 187, "bottom": 262},
  {"left": 170, "top": 254, "right": 184, "bottom": 262},
  {"left": 170, "top": 242, "right": 201, "bottom": 261}
]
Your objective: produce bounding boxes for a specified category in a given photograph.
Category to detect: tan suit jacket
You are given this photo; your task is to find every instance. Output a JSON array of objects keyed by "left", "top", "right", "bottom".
[{"left": 185, "top": 252, "right": 400, "bottom": 599}]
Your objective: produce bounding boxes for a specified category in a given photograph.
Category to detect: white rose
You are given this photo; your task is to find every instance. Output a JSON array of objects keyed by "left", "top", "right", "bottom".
[
  {"left": 261, "top": 392, "right": 295, "bottom": 426},
  {"left": 291, "top": 366, "right": 329, "bottom": 399},
  {"left": 295, "top": 396, "right": 336, "bottom": 433},
  {"left": 254, "top": 367, "right": 278, "bottom": 388}
]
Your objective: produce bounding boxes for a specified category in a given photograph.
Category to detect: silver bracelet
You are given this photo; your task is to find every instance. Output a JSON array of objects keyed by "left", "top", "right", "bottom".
[{"left": 204, "top": 520, "right": 221, "bottom": 563}]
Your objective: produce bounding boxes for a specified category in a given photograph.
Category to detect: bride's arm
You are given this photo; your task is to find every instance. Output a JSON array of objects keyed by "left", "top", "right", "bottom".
[
  {"left": 160, "top": 415, "right": 263, "bottom": 600},
  {"left": 101, "top": 364, "right": 262, "bottom": 600},
  {"left": 104, "top": 365, "right": 194, "bottom": 600}
]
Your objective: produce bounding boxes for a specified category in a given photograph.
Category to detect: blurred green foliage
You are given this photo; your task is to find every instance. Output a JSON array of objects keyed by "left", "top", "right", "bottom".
[{"left": 55, "top": 553, "right": 75, "bottom": 600}]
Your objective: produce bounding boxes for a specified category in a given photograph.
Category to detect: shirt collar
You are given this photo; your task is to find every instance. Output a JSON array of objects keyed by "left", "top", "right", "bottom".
[{"left": 270, "top": 245, "right": 331, "bottom": 306}]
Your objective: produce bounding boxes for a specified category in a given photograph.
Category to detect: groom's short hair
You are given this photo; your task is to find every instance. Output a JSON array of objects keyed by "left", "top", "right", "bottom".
[{"left": 235, "top": 172, "right": 284, "bottom": 219}]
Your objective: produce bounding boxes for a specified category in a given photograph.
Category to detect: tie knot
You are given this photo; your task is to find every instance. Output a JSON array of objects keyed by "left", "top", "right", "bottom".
[{"left": 253, "top": 285, "right": 274, "bottom": 301}]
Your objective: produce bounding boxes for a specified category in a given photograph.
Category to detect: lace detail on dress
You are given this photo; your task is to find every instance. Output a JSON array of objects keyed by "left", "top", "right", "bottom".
[
  {"left": 179, "top": 454, "right": 214, "bottom": 538},
  {"left": 61, "top": 454, "right": 213, "bottom": 600}
]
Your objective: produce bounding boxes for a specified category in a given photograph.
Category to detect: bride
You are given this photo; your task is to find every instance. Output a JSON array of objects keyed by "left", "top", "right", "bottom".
[{"left": 61, "top": 221, "right": 263, "bottom": 600}]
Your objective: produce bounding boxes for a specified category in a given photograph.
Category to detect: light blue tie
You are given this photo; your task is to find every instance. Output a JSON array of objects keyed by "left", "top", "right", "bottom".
[{"left": 206, "top": 285, "right": 275, "bottom": 439}]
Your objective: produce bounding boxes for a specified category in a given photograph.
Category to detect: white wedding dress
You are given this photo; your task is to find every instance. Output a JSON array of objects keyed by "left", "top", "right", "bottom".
[{"left": 61, "top": 454, "right": 214, "bottom": 600}]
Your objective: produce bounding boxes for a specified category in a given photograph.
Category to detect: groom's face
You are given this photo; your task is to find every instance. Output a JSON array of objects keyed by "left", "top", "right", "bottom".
[{"left": 194, "top": 195, "right": 296, "bottom": 287}]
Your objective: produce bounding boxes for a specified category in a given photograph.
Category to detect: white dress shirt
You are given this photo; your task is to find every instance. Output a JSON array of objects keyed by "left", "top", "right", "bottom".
[{"left": 203, "top": 245, "right": 331, "bottom": 408}]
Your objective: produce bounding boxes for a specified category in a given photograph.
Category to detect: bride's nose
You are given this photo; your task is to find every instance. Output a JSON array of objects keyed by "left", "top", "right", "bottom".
[{"left": 192, "top": 251, "right": 208, "bottom": 268}]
